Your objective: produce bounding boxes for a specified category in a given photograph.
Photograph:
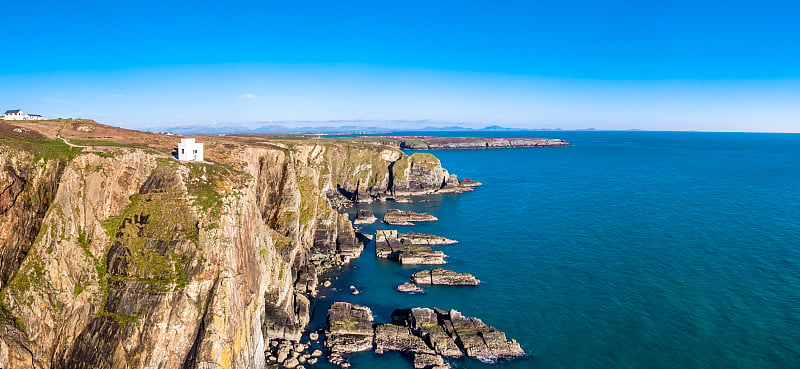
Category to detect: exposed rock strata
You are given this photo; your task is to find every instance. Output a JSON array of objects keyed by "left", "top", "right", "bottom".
[
  {"left": 383, "top": 209, "right": 438, "bottom": 226},
  {"left": 324, "top": 302, "right": 375, "bottom": 354},
  {"left": 398, "top": 232, "right": 457, "bottom": 245},
  {"left": 0, "top": 120, "right": 469, "bottom": 369},
  {"left": 322, "top": 303, "right": 525, "bottom": 368},
  {"left": 353, "top": 209, "right": 377, "bottom": 225},
  {"left": 375, "top": 230, "right": 446, "bottom": 265},
  {"left": 411, "top": 268, "right": 481, "bottom": 285}
]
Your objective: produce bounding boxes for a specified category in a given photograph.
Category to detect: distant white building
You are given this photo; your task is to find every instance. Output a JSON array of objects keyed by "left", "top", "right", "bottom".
[
  {"left": 2, "top": 109, "right": 45, "bottom": 120},
  {"left": 178, "top": 138, "right": 204, "bottom": 162}
]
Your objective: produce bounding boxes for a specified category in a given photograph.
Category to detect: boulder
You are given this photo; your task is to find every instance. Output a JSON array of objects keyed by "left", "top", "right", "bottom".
[
  {"left": 411, "top": 268, "right": 480, "bottom": 286},
  {"left": 325, "top": 302, "right": 375, "bottom": 354}
]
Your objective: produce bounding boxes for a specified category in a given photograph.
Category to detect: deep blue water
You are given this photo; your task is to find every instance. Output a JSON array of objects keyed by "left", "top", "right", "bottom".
[{"left": 308, "top": 131, "right": 800, "bottom": 369}]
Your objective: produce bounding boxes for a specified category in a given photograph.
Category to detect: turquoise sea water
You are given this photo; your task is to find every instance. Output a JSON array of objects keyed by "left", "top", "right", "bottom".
[{"left": 308, "top": 131, "right": 800, "bottom": 369}]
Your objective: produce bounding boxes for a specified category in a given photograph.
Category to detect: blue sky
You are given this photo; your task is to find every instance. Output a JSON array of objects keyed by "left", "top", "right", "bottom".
[{"left": 1, "top": 0, "right": 798, "bottom": 132}]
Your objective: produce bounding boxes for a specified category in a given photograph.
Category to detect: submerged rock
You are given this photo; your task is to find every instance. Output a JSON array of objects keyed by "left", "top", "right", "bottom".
[
  {"left": 411, "top": 268, "right": 480, "bottom": 286},
  {"left": 325, "top": 302, "right": 375, "bottom": 354},
  {"left": 354, "top": 209, "right": 377, "bottom": 224},
  {"left": 383, "top": 209, "right": 438, "bottom": 225}
]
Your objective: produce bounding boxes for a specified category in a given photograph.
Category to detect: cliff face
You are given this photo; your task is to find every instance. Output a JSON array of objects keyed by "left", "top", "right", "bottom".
[{"left": 0, "top": 137, "right": 457, "bottom": 369}]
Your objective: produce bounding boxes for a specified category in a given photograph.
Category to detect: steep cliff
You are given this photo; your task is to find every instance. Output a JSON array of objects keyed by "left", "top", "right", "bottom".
[{"left": 0, "top": 122, "right": 464, "bottom": 369}]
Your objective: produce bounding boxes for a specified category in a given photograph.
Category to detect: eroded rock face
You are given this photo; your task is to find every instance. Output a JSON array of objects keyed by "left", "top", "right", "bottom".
[
  {"left": 398, "top": 233, "right": 457, "bottom": 245},
  {"left": 0, "top": 128, "right": 470, "bottom": 369},
  {"left": 353, "top": 209, "right": 377, "bottom": 225},
  {"left": 375, "top": 231, "right": 446, "bottom": 265},
  {"left": 394, "top": 308, "right": 525, "bottom": 359},
  {"left": 413, "top": 353, "right": 450, "bottom": 369},
  {"left": 441, "top": 310, "right": 525, "bottom": 358},
  {"left": 383, "top": 209, "right": 438, "bottom": 226},
  {"left": 325, "top": 302, "right": 375, "bottom": 354},
  {"left": 411, "top": 268, "right": 481, "bottom": 286},
  {"left": 374, "top": 324, "right": 434, "bottom": 354}
]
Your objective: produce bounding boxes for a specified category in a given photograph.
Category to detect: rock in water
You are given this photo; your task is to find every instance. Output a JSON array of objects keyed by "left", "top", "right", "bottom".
[
  {"left": 383, "top": 209, "right": 438, "bottom": 225},
  {"left": 413, "top": 353, "right": 451, "bottom": 369},
  {"left": 375, "top": 230, "right": 447, "bottom": 265},
  {"left": 440, "top": 309, "right": 525, "bottom": 357},
  {"left": 374, "top": 324, "right": 435, "bottom": 354},
  {"left": 398, "top": 232, "right": 457, "bottom": 245},
  {"left": 396, "top": 282, "right": 425, "bottom": 294},
  {"left": 325, "top": 302, "right": 375, "bottom": 354},
  {"left": 411, "top": 268, "right": 481, "bottom": 285},
  {"left": 354, "top": 209, "right": 377, "bottom": 224}
]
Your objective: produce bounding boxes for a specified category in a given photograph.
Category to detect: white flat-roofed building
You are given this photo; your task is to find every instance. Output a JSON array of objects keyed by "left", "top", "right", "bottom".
[{"left": 177, "top": 138, "right": 204, "bottom": 162}]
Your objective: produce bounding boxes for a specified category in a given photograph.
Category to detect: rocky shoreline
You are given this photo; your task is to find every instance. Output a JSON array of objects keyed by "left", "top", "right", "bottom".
[{"left": 398, "top": 136, "right": 570, "bottom": 150}]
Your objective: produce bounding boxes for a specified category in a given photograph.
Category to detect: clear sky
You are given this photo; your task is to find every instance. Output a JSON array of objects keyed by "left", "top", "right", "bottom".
[{"left": 1, "top": 0, "right": 798, "bottom": 132}]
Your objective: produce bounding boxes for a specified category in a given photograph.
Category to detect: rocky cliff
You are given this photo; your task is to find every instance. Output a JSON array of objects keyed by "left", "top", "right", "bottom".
[{"left": 0, "top": 120, "right": 467, "bottom": 369}]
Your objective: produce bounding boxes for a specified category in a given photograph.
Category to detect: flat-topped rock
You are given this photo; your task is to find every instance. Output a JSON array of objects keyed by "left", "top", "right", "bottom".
[
  {"left": 398, "top": 232, "right": 457, "bottom": 245},
  {"left": 354, "top": 209, "right": 377, "bottom": 224},
  {"left": 375, "top": 231, "right": 446, "bottom": 265},
  {"left": 396, "top": 282, "right": 425, "bottom": 294},
  {"left": 374, "top": 324, "right": 435, "bottom": 354},
  {"left": 325, "top": 302, "right": 375, "bottom": 354},
  {"left": 384, "top": 209, "right": 438, "bottom": 225},
  {"left": 411, "top": 268, "right": 480, "bottom": 286}
]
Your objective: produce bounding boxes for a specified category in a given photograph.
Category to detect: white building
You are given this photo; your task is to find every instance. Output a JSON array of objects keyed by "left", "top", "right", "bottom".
[
  {"left": 2, "top": 109, "right": 45, "bottom": 120},
  {"left": 177, "top": 138, "right": 204, "bottom": 162}
]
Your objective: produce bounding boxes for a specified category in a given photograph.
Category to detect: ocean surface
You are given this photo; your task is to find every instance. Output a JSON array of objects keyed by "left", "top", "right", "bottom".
[{"left": 307, "top": 131, "right": 800, "bottom": 369}]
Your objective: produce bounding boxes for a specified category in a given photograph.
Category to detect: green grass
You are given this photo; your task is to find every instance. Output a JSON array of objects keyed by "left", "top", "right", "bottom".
[{"left": 0, "top": 137, "right": 80, "bottom": 161}]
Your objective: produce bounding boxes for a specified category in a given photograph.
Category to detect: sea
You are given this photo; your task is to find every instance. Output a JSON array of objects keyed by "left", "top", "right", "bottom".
[{"left": 306, "top": 131, "right": 800, "bottom": 369}]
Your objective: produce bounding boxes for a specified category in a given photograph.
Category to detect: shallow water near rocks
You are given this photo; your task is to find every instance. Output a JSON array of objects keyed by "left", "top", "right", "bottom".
[{"left": 308, "top": 131, "right": 800, "bottom": 369}]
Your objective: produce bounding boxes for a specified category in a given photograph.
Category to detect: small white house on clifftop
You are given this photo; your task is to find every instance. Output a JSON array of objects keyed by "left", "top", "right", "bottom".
[
  {"left": 2, "top": 109, "right": 44, "bottom": 120},
  {"left": 178, "top": 138, "right": 204, "bottom": 162}
]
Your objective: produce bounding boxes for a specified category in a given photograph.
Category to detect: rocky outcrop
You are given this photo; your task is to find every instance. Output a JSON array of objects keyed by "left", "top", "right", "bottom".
[
  {"left": 396, "top": 282, "right": 425, "bottom": 294},
  {"left": 375, "top": 230, "right": 447, "bottom": 265},
  {"left": 0, "top": 120, "right": 473, "bottom": 369},
  {"left": 374, "top": 324, "right": 434, "bottom": 354},
  {"left": 399, "top": 136, "right": 570, "bottom": 150},
  {"left": 393, "top": 308, "right": 524, "bottom": 358},
  {"left": 383, "top": 209, "right": 438, "bottom": 225},
  {"left": 322, "top": 304, "right": 524, "bottom": 368},
  {"left": 389, "top": 153, "right": 479, "bottom": 196},
  {"left": 324, "top": 302, "right": 375, "bottom": 354},
  {"left": 353, "top": 209, "right": 377, "bottom": 225},
  {"left": 399, "top": 232, "right": 457, "bottom": 245},
  {"left": 440, "top": 310, "right": 525, "bottom": 357},
  {"left": 413, "top": 353, "right": 451, "bottom": 369},
  {"left": 411, "top": 268, "right": 481, "bottom": 285}
]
